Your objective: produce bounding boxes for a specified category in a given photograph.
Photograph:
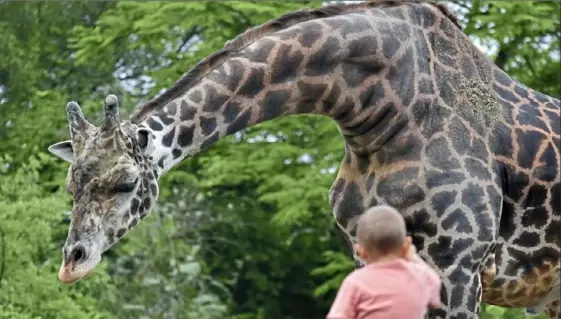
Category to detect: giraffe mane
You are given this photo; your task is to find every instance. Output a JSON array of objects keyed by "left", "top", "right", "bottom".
[{"left": 130, "top": 0, "right": 462, "bottom": 124}]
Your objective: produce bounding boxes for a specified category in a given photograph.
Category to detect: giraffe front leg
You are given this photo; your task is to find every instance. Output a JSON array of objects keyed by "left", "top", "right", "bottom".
[
  {"left": 416, "top": 180, "right": 502, "bottom": 319},
  {"left": 369, "top": 169, "right": 502, "bottom": 319},
  {"left": 335, "top": 223, "right": 364, "bottom": 269},
  {"left": 408, "top": 210, "right": 494, "bottom": 319},
  {"left": 328, "top": 165, "right": 368, "bottom": 269},
  {"left": 426, "top": 252, "right": 487, "bottom": 319},
  {"left": 330, "top": 183, "right": 365, "bottom": 269}
]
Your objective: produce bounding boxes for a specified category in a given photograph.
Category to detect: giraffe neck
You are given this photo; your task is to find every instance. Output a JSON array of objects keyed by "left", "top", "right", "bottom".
[
  {"left": 138, "top": 3, "right": 470, "bottom": 176},
  {"left": 141, "top": 23, "right": 365, "bottom": 174}
]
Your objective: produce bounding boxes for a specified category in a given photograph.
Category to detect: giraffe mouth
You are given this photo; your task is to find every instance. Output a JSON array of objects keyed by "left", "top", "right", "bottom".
[
  {"left": 57, "top": 251, "right": 101, "bottom": 284},
  {"left": 58, "top": 267, "right": 94, "bottom": 284}
]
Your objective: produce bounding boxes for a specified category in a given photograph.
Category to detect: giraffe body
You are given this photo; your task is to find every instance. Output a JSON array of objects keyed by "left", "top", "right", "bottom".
[{"left": 48, "top": 2, "right": 560, "bottom": 318}]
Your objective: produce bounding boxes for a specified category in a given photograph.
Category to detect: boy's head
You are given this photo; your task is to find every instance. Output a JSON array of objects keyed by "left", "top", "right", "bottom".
[{"left": 355, "top": 205, "right": 411, "bottom": 261}]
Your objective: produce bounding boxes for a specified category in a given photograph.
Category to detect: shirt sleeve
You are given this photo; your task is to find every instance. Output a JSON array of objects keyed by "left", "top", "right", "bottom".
[{"left": 326, "top": 276, "right": 359, "bottom": 319}]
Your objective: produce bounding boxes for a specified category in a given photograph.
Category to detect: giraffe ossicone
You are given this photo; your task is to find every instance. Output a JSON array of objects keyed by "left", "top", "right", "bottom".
[
  {"left": 105, "top": 94, "right": 118, "bottom": 106},
  {"left": 48, "top": 1, "right": 560, "bottom": 318}
]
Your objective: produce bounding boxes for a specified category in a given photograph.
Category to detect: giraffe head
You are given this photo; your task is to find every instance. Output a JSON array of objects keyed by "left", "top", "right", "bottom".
[{"left": 48, "top": 94, "right": 159, "bottom": 284}]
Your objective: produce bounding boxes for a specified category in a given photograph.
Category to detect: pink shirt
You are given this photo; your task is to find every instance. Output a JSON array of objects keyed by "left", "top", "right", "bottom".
[{"left": 327, "top": 259, "right": 441, "bottom": 319}]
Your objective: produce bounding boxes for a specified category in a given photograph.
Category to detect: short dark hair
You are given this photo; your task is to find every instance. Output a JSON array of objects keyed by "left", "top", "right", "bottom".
[{"left": 356, "top": 205, "right": 407, "bottom": 254}]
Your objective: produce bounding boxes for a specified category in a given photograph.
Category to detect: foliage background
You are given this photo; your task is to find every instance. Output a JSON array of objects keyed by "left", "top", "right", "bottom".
[{"left": 0, "top": 1, "right": 558, "bottom": 318}]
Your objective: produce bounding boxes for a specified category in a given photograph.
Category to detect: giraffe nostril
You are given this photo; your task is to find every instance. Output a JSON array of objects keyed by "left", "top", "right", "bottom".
[{"left": 69, "top": 245, "right": 87, "bottom": 265}]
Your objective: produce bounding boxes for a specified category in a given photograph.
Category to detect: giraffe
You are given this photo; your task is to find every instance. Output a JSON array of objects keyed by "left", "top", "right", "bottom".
[{"left": 47, "top": 1, "right": 560, "bottom": 318}]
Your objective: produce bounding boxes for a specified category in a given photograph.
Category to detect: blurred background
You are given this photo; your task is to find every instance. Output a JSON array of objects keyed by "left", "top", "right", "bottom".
[{"left": 0, "top": 1, "right": 559, "bottom": 318}]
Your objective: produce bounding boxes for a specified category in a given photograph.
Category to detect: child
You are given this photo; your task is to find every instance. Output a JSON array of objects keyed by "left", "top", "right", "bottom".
[{"left": 327, "top": 205, "right": 442, "bottom": 319}]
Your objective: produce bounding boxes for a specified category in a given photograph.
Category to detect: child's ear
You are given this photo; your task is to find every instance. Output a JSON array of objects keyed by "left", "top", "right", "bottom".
[
  {"left": 401, "top": 236, "right": 412, "bottom": 256},
  {"left": 355, "top": 244, "right": 368, "bottom": 260}
]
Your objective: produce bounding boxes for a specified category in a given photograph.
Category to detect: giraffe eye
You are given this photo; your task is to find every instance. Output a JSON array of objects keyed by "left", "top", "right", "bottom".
[{"left": 110, "top": 178, "right": 139, "bottom": 194}]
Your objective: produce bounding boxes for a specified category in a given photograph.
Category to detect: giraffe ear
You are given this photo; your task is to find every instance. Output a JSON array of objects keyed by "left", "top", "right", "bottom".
[
  {"left": 137, "top": 128, "right": 154, "bottom": 154},
  {"left": 48, "top": 140, "right": 74, "bottom": 163}
]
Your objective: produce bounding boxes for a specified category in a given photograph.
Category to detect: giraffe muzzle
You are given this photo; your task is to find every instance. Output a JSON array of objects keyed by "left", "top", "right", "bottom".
[{"left": 58, "top": 243, "right": 101, "bottom": 284}]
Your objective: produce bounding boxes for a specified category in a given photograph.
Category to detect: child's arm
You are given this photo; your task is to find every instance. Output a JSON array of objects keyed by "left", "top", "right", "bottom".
[
  {"left": 404, "top": 244, "right": 442, "bottom": 309},
  {"left": 326, "top": 276, "right": 359, "bottom": 319},
  {"left": 423, "top": 265, "right": 442, "bottom": 309}
]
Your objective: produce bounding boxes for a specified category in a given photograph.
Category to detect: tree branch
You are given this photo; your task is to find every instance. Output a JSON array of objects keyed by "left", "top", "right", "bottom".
[
  {"left": 523, "top": 54, "right": 537, "bottom": 77},
  {"left": 494, "top": 36, "right": 524, "bottom": 70},
  {"left": 176, "top": 25, "right": 200, "bottom": 54},
  {"left": 494, "top": 46, "right": 510, "bottom": 70},
  {"left": 117, "top": 73, "right": 142, "bottom": 81}
]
